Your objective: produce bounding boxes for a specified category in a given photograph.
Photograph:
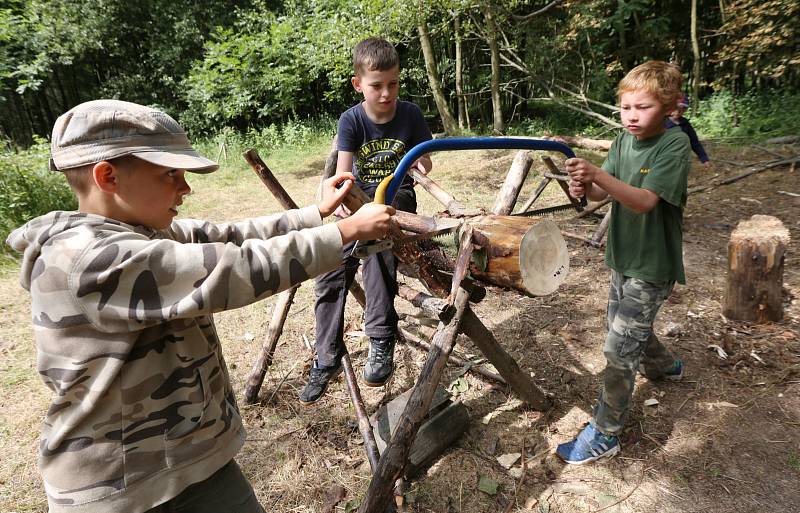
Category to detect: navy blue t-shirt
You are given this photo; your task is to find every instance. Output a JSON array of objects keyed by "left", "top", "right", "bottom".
[{"left": 337, "top": 100, "right": 433, "bottom": 193}]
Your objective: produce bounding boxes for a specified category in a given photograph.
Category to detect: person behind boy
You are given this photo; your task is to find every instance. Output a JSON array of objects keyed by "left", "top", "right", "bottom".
[
  {"left": 299, "top": 37, "right": 433, "bottom": 404},
  {"left": 6, "top": 100, "right": 394, "bottom": 513},
  {"left": 555, "top": 61, "right": 690, "bottom": 465},
  {"left": 665, "top": 93, "right": 710, "bottom": 166}
]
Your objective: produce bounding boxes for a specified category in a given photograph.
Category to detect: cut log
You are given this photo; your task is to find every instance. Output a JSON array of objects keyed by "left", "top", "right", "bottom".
[
  {"left": 467, "top": 215, "right": 569, "bottom": 296},
  {"left": 492, "top": 151, "right": 533, "bottom": 215},
  {"left": 723, "top": 215, "right": 790, "bottom": 323}
]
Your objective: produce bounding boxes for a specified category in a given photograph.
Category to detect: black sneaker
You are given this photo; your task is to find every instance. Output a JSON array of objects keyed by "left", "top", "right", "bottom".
[
  {"left": 363, "top": 337, "right": 395, "bottom": 387},
  {"left": 298, "top": 361, "right": 342, "bottom": 405}
]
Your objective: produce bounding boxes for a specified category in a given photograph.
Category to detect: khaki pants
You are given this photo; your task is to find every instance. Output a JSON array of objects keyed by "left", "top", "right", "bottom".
[{"left": 145, "top": 460, "right": 265, "bottom": 513}]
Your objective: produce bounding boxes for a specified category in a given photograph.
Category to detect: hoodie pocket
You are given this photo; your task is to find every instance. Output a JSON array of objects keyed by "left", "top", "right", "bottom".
[{"left": 164, "top": 363, "right": 213, "bottom": 468}]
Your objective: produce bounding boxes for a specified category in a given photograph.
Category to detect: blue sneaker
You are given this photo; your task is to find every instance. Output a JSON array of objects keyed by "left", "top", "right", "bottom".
[{"left": 556, "top": 423, "right": 620, "bottom": 465}]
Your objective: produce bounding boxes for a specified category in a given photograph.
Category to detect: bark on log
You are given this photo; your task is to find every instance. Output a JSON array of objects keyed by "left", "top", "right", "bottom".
[
  {"left": 493, "top": 151, "right": 533, "bottom": 215},
  {"left": 468, "top": 215, "right": 569, "bottom": 296},
  {"left": 723, "top": 215, "right": 790, "bottom": 323},
  {"left": 358, "top": 287, "right": 472, "bottom": 513}
]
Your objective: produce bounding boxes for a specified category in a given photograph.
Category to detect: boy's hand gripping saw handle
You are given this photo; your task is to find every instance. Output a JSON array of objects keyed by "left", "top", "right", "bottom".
[{"left": 350, "top": 137, "right": 584, "bottom": 259}]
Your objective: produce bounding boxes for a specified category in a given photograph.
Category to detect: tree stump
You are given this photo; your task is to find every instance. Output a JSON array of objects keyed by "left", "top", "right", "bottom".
[{"left": 723, "top": 215, "right": 790, "bottom": 322}]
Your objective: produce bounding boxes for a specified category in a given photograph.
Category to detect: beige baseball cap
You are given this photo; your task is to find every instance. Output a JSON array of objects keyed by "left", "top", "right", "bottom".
[{"left": 49, "top": 99, "right": 218, "bottom": 173}]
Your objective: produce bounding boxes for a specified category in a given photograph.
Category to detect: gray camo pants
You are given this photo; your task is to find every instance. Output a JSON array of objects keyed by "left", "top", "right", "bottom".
[{"left": 592, "top": 270, "right": 677, "bottom": 436}]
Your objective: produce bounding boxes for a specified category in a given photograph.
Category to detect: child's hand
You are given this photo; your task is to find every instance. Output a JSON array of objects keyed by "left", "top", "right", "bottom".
[
  {"left": 565, "top": 158, "right": 598, "bottom": 184},
  {"left": 337, "top": 203, "right": 396, "bottom": 243},
  {"left": 318, "top": 173, "right": 355, "bottom": 218},
  {"left": 702, "top": 161, "right": 712, "bottom": 168},
  {"left": 568, "top": 178, "right": 586, "bottom": 199}
]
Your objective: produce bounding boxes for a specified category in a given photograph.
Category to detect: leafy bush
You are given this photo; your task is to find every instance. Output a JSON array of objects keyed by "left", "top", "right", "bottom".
[
  {"left": 691, "top": 90, "right": 800, "bottom": 139},
  {"left": 0, "top": 138, "right": 77, "bottom": 259}
]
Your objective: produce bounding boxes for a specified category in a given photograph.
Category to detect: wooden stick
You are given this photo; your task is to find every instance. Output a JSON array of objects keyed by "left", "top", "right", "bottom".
[
  {"left": 408, "top": 168, "right": 469, "bottom": 216},
  {"left": 397, "top": 284, "right": 550, "bottom": 409},
  {"left": 342, "top": 353, "right": 381, "bottom": 471},
  {"left": 398, "top": 327, "right": 507, "bottom": 384},
  {"left": 316, "top": 138, "right": 339, "bottom": 202},
  {"left": 244, "top": 287, "right": 297, "bottom": 403},
  {"left": 542, "top": 156, "right": 583, "bottom": 212},
  {"left": 358, "top": 287, "right": 473, "bottom": 513},
  {"left": 561, "top": 230, "right": 603, "bottom": 248},
  {"left": 492, "top": 151, "right": 533, "bottom": 215},
  {"left": 449, "top": 225, "right": 474, "bottom": 302},
  {"left": 591, "top": 209, "right": 612, "bottom": 245},
  {"left": 516, "top": 177, "right": 551, "bottom": 213},
  {"left": 718, "top": 156, "right": 800, "bottom": 185},
  {"left": 570, "top": 197, "right": 611, "bottom": 219}
]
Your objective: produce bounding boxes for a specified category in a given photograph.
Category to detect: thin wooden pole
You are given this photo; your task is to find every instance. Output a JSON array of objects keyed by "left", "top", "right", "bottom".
[{"left": 358, "top": 287, "right": 473, "bottom": 513}]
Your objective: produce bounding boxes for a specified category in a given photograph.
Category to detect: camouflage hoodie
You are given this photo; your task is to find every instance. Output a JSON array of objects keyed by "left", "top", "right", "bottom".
[{"left": 7, "top": 207, "right": 343, "bottom": 513}]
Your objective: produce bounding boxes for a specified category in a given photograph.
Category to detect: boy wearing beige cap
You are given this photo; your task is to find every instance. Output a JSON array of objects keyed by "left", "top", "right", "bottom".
[{"left": 6, "top": 99, "right": 394, "bottom": 513}]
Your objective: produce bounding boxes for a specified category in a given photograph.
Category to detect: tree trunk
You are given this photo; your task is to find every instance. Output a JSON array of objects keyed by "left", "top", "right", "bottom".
[
  {"left": 484, "top": 4, "right": 504, "bottom": 133},
  {"left": 454, "top": 13, "right": 466, "bottom": 130},
  {"left": 418, "top": 23, "right": 457, "bottom": 134},
  {"left": 723, "top": 215, "right": 789, "bottom": 322},
  {"left": 468, "top": 215, "right": 569, "bottom": 296},
  {"left": 690, "top": 0, "right": 701, "bottom": 115}
]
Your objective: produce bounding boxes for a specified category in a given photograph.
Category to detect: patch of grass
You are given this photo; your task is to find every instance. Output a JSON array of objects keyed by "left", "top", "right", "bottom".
[{"left": 789, "top": 451, "right": 800, "bottom": 471}]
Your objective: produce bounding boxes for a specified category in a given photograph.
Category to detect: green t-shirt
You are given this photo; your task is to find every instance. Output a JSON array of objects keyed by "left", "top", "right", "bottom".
[{"left": 602, "top": 128, "right": 690, "bottom": 284}]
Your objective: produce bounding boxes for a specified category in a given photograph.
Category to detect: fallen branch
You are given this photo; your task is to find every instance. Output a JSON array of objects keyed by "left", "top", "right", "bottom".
[{"left": 718, "top": 156, "right": 800, "bottom": 185}]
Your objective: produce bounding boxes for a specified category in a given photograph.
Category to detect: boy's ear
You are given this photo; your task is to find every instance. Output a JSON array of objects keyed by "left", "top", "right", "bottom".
[
  {"left": 351, "top": 75, "right": 362, "bottom": 93},
  {"left": 92, "top": 161, "right": 119, "bottom": 193}
]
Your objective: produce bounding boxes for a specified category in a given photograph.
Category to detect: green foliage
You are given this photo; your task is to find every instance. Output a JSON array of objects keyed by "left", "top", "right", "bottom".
[
  {"left": 690, "top": 90, "right": 800, "bottom": 139},
  {"left": 0, "top": 138, "right": 77, "bottom": 258},
  {"left": 193, "top": 117, "right": 337, "bottom": 166}
]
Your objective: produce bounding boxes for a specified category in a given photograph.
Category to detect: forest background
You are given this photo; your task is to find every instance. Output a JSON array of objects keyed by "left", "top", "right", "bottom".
[{"left": 1, "top": 0, "right": 799, "bottom": 254}]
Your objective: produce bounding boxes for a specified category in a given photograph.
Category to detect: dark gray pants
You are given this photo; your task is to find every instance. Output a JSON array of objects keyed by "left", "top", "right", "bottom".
[
  {"left": 313, "top": 187, "right": 416, "bottom": 368},
  {"left": 144, "top": 460, "right": 265, "bottom": 513},
  {"left": 592, "top": 270, "right": 677, "bottom": 435}
]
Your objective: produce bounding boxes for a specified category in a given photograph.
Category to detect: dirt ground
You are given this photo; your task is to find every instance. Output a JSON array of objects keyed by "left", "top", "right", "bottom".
[{"left": 1, "top": 140, "right": 798, "bottom": 513}]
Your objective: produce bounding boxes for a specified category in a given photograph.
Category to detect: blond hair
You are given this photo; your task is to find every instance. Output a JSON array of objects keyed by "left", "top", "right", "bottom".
[
  {"left": 617, "top": 61, "right": 683, "bottom": 107},
  {"left": 352, "top": 37, "right": 399, "bottom": 75}
]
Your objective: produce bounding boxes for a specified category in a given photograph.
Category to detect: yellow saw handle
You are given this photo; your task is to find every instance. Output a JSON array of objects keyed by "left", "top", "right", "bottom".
[{"left": 373, "top": 174, "right": 394, "bottom": 205}]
